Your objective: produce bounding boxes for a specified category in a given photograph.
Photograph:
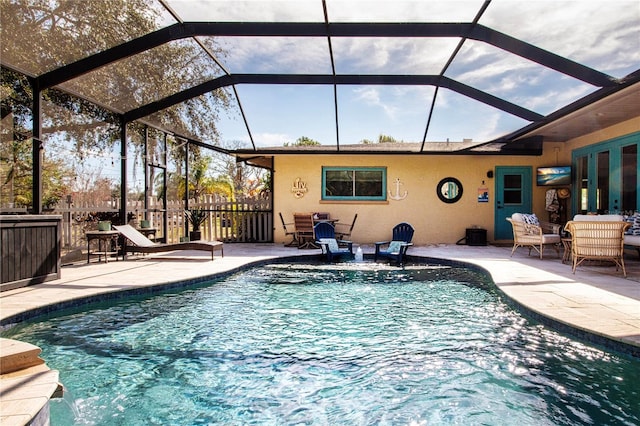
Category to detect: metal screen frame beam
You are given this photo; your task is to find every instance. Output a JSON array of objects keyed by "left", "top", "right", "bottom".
[
  {"left": 125, "top": 74, "right": 543, "bottom": 123},
  {"left": 36, "top": 22, "right": 616, "bottom": 90}
]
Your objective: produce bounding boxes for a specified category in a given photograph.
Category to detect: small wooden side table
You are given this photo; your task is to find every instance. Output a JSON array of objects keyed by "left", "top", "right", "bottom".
[
  {"left": 136, "top": 227, "right": 157, "bottom": 240},
  {"left": 86, "top": 230, "right": 120, "bottom": 263},
  {"left": 561, "top": 237, "right": 572, "bottom": 264}
]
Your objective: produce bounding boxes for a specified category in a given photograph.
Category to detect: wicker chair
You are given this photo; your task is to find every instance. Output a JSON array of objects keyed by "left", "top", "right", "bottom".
[
  {"left": 564, "top": 220, "right": 631, "bottom": 277},
  {"left": 506, "top": 213, "right": 561, "bottom": 259}
]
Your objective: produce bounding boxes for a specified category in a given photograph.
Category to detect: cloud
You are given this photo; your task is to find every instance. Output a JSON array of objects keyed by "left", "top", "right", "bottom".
[
  {"left": 352, "top": 87, "right": 399, "bottom": 119},
  {"left": 523, "top": 83, "right": 592, "bottom": 113},
  {"left": 325, "top": 0, "right": 481, "bottom": 22},
  {"left": 474, "top": 112, "right": 501, "bottom": 141},
  {"left": 217, "top": 37, "right": 330, "bottom": 73},
  {"left": 254, "top": 132, "right": 292, "bottom": 148},
  {"left": 333, "top": 38, "right": 456, "bottom": 74},
  {"left": 479, "top": 1, "right": 640, "bottom": 77},
  {"left": 170, "top": 0, "right": 323, "bottom": 22},
  {"left": 176, "top": 0, "right": 638, "bottom": 145}
]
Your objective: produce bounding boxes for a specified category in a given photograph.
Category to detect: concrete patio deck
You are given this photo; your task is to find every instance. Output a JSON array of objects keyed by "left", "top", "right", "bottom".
[{"left": 1, "top": 243, "right": 639, "bottom": 355}]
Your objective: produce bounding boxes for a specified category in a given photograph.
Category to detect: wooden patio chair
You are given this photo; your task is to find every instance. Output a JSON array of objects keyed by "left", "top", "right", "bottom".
[
  {"left": 293, "top": 213, "right": 317, "bottom": 249},
  {"left": 564, "top": 220, "right": 630, "bottom": 277},
  {"left": 335, "top": 213, "right": 358, "bottom": 240},
  {"left": 279, "top": 212, "right": 298, "bottom": 247},
  {"left": 114, "top": 225, "right": 223, "bottom": 260}
]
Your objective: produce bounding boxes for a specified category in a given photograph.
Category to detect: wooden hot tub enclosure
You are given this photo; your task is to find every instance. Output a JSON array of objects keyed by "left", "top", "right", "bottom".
[{"left": 0, "top": 215, "right": 62, "bottom": 292}]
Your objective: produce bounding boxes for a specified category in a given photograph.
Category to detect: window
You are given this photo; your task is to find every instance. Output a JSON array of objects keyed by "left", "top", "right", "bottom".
[
  {"left": 322, "top": 167, "right": 386, "bottom": 201},
  {"left": 503, "top": 174, "right": 522, "bottom": 204}
]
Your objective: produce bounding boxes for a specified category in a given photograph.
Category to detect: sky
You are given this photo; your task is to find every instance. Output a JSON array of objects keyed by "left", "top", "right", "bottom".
[
  {"left": 29, "top": 0, "right": 640, "bottom": 192},
  {"left": 160, "top": 0, "right": 640, "bottom": 148}
]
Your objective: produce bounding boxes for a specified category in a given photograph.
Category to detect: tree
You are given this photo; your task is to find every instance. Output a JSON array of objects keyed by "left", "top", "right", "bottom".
[
  {"left": 1, "top": 1, "right": 232, "bottom": 206},
  {"left": 2, "top": 0, "right": 231, "bottom": 140},
  {"left": 0, "top": 139, "right": 74, "bottom": 208},
  {"left": 1, "top": 74, "right": 75, "bottom": 208},
  {"left": 378, "top": 134, "right": 400, "bottom": 143},
  {"left": 41, "top": 156, "right": 74, "bottom": 208},
  {"left": 187, "top": 156, "right": 225, "bottom": 202},
  {"left": 210, "top": 140, "right": 270, "bottom": 199},
  {"left": 284, "top": 136, "right": 321, "bottom": 146},
  {"left": 360, "top": 134, "right": 401, "bottom": 144}
]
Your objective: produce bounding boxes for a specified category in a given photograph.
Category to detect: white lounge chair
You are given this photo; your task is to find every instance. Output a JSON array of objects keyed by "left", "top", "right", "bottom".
[{"left": 114, "top": 225, "right": 223, "bottom": 260}]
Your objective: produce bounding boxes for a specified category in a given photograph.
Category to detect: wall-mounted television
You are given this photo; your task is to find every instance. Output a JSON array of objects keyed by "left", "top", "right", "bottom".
[{"left": 536, "top": 166, "right": 571, "bottom": 186}]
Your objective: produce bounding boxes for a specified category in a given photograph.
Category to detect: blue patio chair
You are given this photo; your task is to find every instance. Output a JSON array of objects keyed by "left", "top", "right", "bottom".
[
  {"left": 374, "top": 222, "right": 414, "bottom": 265},
  {"left": 314, "top": 221, "right": 336, "bottom": 240},
  {"left": 317, "top": 238, "right": 354, "bottom": 262},
  {"left": 315, "top": 222, "right": 353, "bottom": 261}
]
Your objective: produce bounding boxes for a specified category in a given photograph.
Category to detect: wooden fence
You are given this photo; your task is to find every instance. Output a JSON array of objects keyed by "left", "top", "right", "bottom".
[{"left": 51, "top": 194, "right": 273, "bottom": 252}]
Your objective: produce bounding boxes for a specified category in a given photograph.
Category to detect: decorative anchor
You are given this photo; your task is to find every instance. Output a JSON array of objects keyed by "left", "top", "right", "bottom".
[{"left": 388, "top": 178, "right": 408, "bottom": 201}]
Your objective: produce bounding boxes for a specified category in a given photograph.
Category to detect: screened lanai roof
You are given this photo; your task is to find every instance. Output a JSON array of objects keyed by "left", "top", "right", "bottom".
[{"left": 2, "top": 0, "right": 639, "bottom": 156}]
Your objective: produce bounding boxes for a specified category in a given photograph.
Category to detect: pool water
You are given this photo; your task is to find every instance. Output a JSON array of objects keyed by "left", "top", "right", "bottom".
[{"left": 4, "top": 263, "right": 639, "bottom": 425}]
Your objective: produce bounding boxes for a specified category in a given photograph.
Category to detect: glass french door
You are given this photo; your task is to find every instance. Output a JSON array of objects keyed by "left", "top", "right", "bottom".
[{"left": 572, "top": 134, "right": 639, "bottom": 215}]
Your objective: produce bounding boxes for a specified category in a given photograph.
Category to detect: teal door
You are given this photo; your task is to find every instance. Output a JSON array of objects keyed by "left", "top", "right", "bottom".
[
  {"left": 495, "top": 166, "right": 532, "bottom": 240},
  {"left": 573, "top": 135, "right": 639, "bottom": 214}
]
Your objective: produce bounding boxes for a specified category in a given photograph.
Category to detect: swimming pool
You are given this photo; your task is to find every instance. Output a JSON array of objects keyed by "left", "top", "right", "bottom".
[{"left": 4, "top": 263, "right": 639, "bottom": 425}]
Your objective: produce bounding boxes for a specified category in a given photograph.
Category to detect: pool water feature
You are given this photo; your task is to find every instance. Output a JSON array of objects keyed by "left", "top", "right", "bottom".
[{"left": 3, "top": 263, "right": 639, "bottom": 425}]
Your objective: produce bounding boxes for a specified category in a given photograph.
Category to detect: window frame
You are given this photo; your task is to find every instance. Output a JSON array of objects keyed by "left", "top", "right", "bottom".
[{"left": 321, "top": 166, "right": 387, "bottom": 201}]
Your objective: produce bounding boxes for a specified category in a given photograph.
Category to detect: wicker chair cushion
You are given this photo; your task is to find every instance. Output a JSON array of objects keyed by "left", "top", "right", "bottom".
[
  {"left": 512, "top": 213, "right": 541, "bottom": 234},
  {"left": 512, "top": 213, "right": 539, "bottom": 225},
  {"left": 623, "top": 213, "right": 640, "bottom": 235}
]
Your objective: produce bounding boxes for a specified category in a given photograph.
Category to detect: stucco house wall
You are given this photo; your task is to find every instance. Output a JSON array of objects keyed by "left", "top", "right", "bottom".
[
  {"left": 272, "top": 117, "right": 639, "bottom": 246},
  {"left": 274, "top": 154, "right": 553, "bottom": 245}
]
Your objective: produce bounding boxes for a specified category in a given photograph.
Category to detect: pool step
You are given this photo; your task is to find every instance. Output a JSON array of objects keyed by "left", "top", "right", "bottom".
[
  {"left": 0, "top": 338, "right": 63, "bottom": 426},
  {"left": 0, "top": 338, "right": 45, "bottom": 375}
]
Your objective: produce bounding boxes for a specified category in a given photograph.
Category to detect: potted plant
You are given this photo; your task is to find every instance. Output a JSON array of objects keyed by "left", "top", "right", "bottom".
[
  {"left": 185, "top": 208, "right": 208, "bottom": 241},
  {"left": 97, "top": 220, "right": 112, "bottom": 231}
]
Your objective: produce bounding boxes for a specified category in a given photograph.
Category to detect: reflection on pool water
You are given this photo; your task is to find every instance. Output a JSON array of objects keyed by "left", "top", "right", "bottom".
[{"left": 3, "top": 263, "right": 639, "bottom": 425}]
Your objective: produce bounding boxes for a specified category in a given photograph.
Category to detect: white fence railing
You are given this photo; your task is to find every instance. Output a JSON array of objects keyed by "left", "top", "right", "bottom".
[{"left": 52, "top": 194, "right": 273, "bottom": 251}]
